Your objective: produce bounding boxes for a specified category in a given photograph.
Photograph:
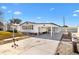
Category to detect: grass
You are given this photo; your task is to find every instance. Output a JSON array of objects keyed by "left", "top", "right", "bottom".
[{"left": 0, "top": 31, "right": 24, "bottom": 40}]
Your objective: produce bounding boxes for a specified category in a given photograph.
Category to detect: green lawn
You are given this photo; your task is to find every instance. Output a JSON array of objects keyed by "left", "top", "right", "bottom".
[{"left": 0, "top": 31, "right": 24, "bottom": 40}]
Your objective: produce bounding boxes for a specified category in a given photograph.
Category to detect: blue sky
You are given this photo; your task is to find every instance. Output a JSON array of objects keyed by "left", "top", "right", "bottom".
[{"left": 0, "top": 3, "right": 79, "bottom": 26}]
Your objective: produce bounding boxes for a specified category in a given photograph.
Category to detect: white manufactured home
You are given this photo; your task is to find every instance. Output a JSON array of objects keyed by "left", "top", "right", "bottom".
[{"left": 18, "top": 21, "right": 62, "bottom": 36}]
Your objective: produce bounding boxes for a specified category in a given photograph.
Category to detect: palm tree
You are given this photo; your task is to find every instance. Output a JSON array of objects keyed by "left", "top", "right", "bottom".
[{"left": 10, "top": 18, "right": 21, "bottom": 24}]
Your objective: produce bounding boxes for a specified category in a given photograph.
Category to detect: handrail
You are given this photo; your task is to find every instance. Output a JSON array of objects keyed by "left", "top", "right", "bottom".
[{"left": 54, "top": 34, "right": 64, "bottom": 55}]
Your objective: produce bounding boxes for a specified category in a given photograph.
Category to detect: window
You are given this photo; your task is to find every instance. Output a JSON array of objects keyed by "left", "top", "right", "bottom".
[
  {"left": 22, "top": 25, "right": 33, "bottom": 30},
  {"left": 22, "top": 26, "right": 27, "bottom": 30}
]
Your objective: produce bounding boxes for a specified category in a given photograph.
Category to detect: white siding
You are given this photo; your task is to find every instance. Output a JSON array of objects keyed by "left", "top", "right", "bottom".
[{"left": 19, "top": 23, "right": 60, "bottom": 33}]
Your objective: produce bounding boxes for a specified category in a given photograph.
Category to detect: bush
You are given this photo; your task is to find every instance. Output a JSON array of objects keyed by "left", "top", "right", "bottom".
[
  {"left": 7, "top": 30, "right": 17, "bottom": 33},
  {"left": 0, "top": 28, "right": 3, "bottom": 31}
]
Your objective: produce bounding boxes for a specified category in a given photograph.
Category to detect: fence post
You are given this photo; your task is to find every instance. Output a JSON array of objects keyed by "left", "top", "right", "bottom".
[{"left": 72, "top": 33, "right": 78, "bottom": 53}]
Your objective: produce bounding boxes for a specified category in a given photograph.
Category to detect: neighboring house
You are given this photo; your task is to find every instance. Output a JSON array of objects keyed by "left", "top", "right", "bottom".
[
  {"left": 0, "top": 22, "right": 4, "bottom": 31},
  {"left": 62, "top": 26, "right": 78, "bottom": 33},
  {"left": 7, "top": 23, "right": 20, "bottom": 31},
  {"left": 0, "top": 22, "right": 13, "bottom": 31},
  {"left": 65, "top": 27, "right": 78, "bottom": 33},
  {"left": 19, "top": 21, "right": 62, "bottom": 36}
]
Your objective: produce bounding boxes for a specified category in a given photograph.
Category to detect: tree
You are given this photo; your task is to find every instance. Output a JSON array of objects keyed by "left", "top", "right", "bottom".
[
  {"left": 0, "top": 10, "right": 4, "bottom": 22},
  {"left": 0, "top": 10, "right": 4, "bottom": 31},
  {"left": 10, "top": 18, "right": 21, "bottom": 24}
]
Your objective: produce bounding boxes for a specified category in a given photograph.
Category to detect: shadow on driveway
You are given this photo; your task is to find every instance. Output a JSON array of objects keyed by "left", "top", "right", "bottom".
[{"left": 34, "top": 32, "right": 63, "bottom": 41}]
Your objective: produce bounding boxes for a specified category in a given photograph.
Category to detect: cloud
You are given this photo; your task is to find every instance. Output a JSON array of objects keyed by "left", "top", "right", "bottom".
[
  {"left": 73, "top": 10, "right": 79, "bottom": 16},
  {"left": 1, "top": 6, "right": 7, "bottom": 9},
  {"left": 73, "top": 14, "right": 78, "bottom": 16},
  {"left": 37, "top": 17, "right": 41, "bottom": 19},
  {"left": 74, "top": 10, "right": 79, "bottom": 13},
  {"left": 14, "top": 11, "right": 22, "bottom": 15},
  {"left": 49, "top": 8, "right": 55, "bottom": 11},
  {"left": 8, "top": 11, "right": 12, "bottom": 13}
]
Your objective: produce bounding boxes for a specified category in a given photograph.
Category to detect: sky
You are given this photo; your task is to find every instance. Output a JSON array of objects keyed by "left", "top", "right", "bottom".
[{"left": 0, "top": 3, "right": 79, "bottom": 26}]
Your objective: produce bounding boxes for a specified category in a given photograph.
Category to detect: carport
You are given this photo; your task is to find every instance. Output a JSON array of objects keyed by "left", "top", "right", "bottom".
[{"left": 37, "top": 24, "right": 61, "bottom": 37}]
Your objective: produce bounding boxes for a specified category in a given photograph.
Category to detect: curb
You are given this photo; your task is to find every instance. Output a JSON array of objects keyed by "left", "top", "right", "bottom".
[{"left": 0, "top": 36, "right": 30, "bottom": 45}]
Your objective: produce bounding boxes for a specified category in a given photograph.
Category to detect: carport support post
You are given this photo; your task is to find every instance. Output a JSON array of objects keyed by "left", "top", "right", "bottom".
[{"left": 51, "top": 27, "right": 52, "bottom": 37}]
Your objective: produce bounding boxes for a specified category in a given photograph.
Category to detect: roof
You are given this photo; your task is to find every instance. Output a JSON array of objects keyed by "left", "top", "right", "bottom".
[
  {"left": 20, "top": 21, "right": 35, "bottom": 26},
  {"left": 20, "top": 21, "right": 61, "bottom": 27},
  {"left": 34, "top": 23, "right": 61, "bottom": 27}
]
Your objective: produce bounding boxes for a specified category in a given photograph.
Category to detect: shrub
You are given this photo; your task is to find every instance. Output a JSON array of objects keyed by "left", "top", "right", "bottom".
[
  {"left": 0, "top": 28, "right": 3, "bottom": 31},
  {"left": 7, "top": 30, "right": 17, "bottom": 33}
]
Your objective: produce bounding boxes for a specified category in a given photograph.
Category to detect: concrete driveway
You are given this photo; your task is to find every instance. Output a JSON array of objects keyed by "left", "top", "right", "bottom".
[{"left": 0, "top": 37, "right": 61, "bottom": 55}]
